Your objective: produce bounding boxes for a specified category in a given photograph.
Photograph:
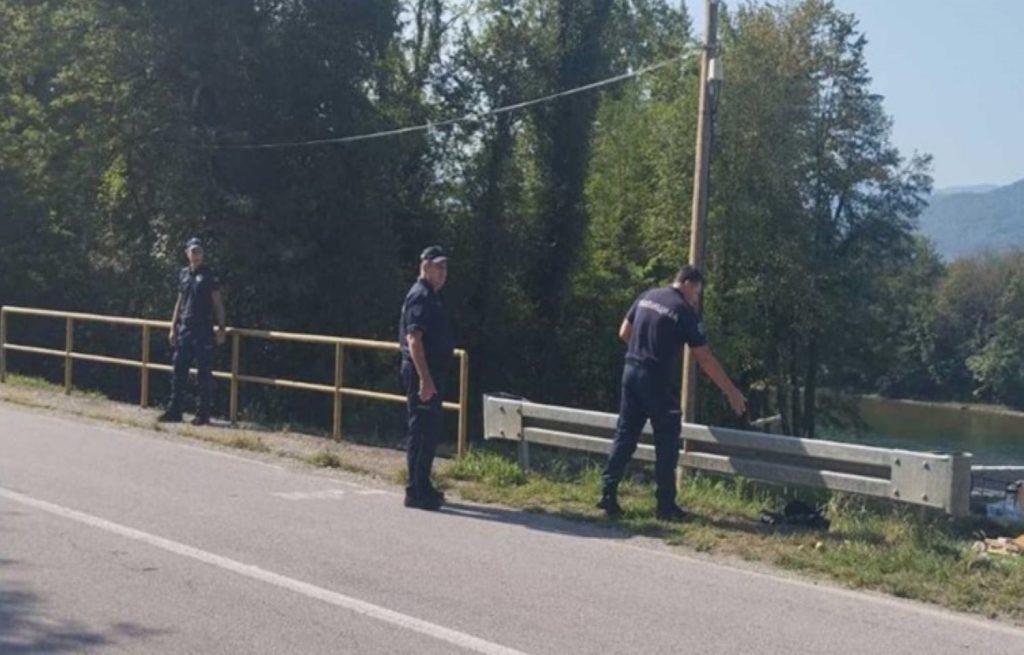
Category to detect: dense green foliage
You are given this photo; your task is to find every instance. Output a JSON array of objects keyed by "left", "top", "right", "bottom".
[
  {"left": 1, "top": 0, "right": 1021, "bottom": 436},
  {"left": 884, "top": 248, "right": 1024, "bottom": 409}
]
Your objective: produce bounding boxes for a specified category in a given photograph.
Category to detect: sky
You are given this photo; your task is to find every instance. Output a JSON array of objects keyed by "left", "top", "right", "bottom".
[{"left": 683, "top": 0, "right": 1024, "bottom": 189}]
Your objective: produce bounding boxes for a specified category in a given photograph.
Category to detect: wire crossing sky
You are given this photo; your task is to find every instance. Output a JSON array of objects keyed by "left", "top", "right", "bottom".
[{"left": 211, "top": 52, "right": 695, "bottom": 151}]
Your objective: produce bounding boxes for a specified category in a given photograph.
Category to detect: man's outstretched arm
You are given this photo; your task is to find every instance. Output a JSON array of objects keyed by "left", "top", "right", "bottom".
[{"left": 691, "top": 345, "right": 746, "bottom": 416}]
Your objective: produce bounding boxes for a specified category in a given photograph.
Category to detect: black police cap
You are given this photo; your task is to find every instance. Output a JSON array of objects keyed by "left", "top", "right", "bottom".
[{"left": 420, "top": 245, "right": 449, "bottom": 263}]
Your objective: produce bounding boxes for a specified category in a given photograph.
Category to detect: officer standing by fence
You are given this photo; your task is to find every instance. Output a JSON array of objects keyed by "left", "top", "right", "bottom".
[
  {"left": 598, "top": 265, "right": 746, "bottom": 520},
  {"left": 159, "top": 238, "right": 226, "bottom": 425},
  {"left": 399, "top": 246, "right": 455, "bottom": 510}
]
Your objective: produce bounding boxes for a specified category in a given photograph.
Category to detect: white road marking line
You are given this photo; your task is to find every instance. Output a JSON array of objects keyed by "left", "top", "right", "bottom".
[
  {"left": 272, "top": 489, "right": 349, "bottom": 500},
  {"left": 271, "top": 489, "right": 388, "bottom": 501},
  {"left": 0, "top": 486, "right": 529, "bottom": 655}
]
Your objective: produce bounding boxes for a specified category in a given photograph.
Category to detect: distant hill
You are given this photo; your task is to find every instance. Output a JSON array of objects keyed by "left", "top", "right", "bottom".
[
  {"left": 932, "top": 184, "right": 999, "bottom": 197},
  {"left": 916, "top": 178, "right": 1024, "bottom": 260}
]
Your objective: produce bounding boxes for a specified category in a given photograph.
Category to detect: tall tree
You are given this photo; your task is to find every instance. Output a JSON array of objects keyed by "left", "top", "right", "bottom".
[
  {"left": 704, "top": 1, "right": 931, "bottom": 434},
  {"left": 523, "top": 0, "right": 615, "bottom": 401}
]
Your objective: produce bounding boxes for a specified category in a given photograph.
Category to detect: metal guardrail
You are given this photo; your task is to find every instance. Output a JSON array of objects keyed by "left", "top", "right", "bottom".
[
  {"left": 483, "top": 394, "right": 972, "bottom": 516},
  {"left": 0, "top": 306, "right": 469, "bottom": 456},
  {"left": 971, "top": 466, "right": 1024, "bottom": 499}
]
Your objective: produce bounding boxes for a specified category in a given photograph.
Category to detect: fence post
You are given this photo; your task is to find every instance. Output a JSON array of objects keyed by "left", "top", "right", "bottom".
[
  {"left": 64, "top": 317, "right": 74, "bottom": 394},
  {"left": 518, "top": 439, "right": 531, "bottom": 471},
  {"left": 140, "top": 325, "right": 151, "bottom": 407},
  {"left": 949, "top": 453, "right": 972, "bottom": 518},
  {"left": 457, "top": 351, "right": 469, "bottom": 458},
  {"left": 332, "top": 343, "right": 344, "bottom": 440},
  {"left": 230, "top": 332, "right": 240, "bottom": 425},
  {"left": 0, "top": 308, "right": 7, "bottom": 383}
]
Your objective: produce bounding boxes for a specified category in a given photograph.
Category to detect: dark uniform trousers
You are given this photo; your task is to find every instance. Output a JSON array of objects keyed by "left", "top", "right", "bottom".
[
  {"left": 169, "top": 329, "right": 214, "bottom": 417},
  {"left": 401, "top": 361, "right": 444, "bottom": 497},
  {"left": 601, "top": 362, "right": 681, "bottom": 507}
]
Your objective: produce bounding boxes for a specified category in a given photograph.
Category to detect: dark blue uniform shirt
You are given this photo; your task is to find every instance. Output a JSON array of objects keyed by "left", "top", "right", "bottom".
[
  {"left": 177, "top": 265, "right": 220, "bottom": 334},
  {"left": 624, "top": 286, "right": 707, "bottom": 376},
  {"left": 399, "top": 279, "right": 454, "bottom": 379}
]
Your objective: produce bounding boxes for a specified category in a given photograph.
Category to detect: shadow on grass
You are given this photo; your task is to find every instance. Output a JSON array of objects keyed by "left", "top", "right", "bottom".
[{"left": 696, "top": 514, "right": 777, "bottom": 538}]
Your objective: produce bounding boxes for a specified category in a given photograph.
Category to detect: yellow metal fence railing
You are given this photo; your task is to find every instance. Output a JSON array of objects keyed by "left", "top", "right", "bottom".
[{"left": 0, "top": 306, "right": 469, "bottom": 456}]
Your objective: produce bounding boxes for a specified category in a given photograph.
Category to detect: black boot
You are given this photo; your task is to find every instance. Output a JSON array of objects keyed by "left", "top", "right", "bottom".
[
  {"left": 404, "top": 488, "right": 442, "bottom": 511},
  {"left": 158, "top": 409, "right": 182, "bottom": 423},
  {"left": 425, "top": 485, "right": 445, "bottom": 504},
  {"left": 656, "top": 503, "right": 690, "bottom": 522},
  {"left": 596, "top": 489, "right": 622, "bottom": 517}
]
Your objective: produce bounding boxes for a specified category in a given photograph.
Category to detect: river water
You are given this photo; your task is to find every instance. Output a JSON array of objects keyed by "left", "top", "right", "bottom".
[{"left": 820, "top": 396, "right": 1024, "bottom": 466}]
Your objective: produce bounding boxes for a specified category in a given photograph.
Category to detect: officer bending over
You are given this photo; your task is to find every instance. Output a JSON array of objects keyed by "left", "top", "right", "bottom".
[
  {"left": 598, "top": 265, "right": 746, "bottom": 520},
  {"left": 159, "top": 238, "right": 226, "bottom": 425},
  {"left": 399, "top": 246, "right": 455, "bottom": 510}
]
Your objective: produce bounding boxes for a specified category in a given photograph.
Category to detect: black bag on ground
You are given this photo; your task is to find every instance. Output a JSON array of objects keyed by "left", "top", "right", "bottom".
[{"left": 760, "top": 499, "right": 830, "bottom": 530}]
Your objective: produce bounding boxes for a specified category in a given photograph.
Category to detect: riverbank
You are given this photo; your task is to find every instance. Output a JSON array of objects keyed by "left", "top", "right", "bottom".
[
  {"left": 858, "top": 394, "right": 1024, "bottom": 419},
  {"left": 823, "top": 394, "right": 1024, "bottom": 465},
  {"left": 2, "top": 374, "right": 1023, "bottom": 624}
]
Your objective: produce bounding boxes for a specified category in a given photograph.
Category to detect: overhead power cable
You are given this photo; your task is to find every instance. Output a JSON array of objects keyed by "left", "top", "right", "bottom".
[{"left": 210, "top": 51, "right": 695, "bottom": 151}]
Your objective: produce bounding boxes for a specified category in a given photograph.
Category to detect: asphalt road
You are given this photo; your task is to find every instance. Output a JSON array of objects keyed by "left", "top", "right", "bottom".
[{"left": 2, "top": 402, "right": 1022, "bottom": 654}]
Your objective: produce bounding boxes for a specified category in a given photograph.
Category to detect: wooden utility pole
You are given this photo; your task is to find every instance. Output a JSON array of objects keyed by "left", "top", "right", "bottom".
[{"left": 681, "top": 0, "right": 720, "bottom": 425}]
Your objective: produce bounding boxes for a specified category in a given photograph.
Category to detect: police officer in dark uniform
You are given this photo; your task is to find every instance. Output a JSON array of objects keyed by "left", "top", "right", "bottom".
[
  {"left": 158, "top": 238, "right": 227, "bottom": 425},
  {"left": 597, "top": 265, "right": 746, "bottom": 520},
  {"left": 399, "top": 246, "right": 455, "bottom": 510}
]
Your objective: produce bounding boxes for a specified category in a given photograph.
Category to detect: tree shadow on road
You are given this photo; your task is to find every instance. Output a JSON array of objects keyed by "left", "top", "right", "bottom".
[{"left": 0, "top": 559, "right": 168, "bottom": 653}]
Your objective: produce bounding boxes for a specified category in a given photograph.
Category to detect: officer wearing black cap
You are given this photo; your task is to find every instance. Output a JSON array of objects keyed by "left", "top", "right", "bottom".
[
  {"left": 597, "top": 265, "right": 746, "bottom": 520},
  {"left": 398, "top": 246, "right": 455, "bottom": 510},
  {"left": 159, "top": 238, "right": 226, "bottom": 425}
]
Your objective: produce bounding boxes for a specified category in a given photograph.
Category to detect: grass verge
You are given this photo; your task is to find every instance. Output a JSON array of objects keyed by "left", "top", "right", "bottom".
[
  {"left": 441, "top": 446, "right": 1024, "bottom": 623},
  {"left": 306, "top": 450, "right": 355, "bottom": 471},
  {"left": 0, "top": 374, "right": 384, "bottom": 477},
  {"left": 5, "top": 373, "right": 105, "bottom": 398}
]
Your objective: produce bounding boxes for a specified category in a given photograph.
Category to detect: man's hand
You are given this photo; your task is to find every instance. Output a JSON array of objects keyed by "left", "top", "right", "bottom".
[
  {"left": 406, "top": 330, "right": 436, "bottom": 403},
  {"left": 215, "top": 327, "right": 226, "bottom": 346},
  {"left": 726, "top": 387, "right": 747, "bottom": 416},
  {"left": 168, "top": 293, "right": 182, "bottom": 348},
  {"left": 419, "top": 377, "right": 437, "bottom": 403}
]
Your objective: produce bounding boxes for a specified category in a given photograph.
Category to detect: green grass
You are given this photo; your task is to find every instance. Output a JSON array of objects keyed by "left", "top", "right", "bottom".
[
  {"left": 6, "top": 373, "right": 106, "bottom": 399},
  {"left": 306, "top": 450, "right": 345, "bottom": 468},
  {"left": 440, "top": 446, "right": 1024, "bottom": 622},
  {"left": 447, "top": 450, "right": 527, "bottom": 487},
  {"left": 222, "top": 434, "right": 271, "bottom": 453},
  {"left": 2, "top": 374, "right": 394, "bottom": 476},
  {"left": 391, "top": 467, "right": 409, "bottom": 485}
]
